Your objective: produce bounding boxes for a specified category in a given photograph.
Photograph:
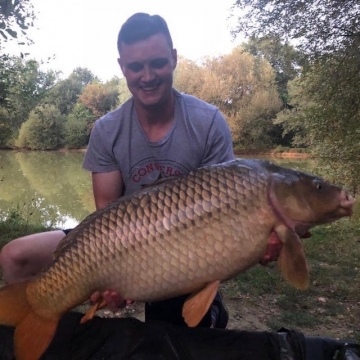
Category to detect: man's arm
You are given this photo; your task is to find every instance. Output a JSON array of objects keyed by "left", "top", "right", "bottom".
[
  {"left": 91, "top": 170, "right": 133, "bottom": 312},
  {"left": 92, "top": 171, "right": 123, "bottom": 210}
]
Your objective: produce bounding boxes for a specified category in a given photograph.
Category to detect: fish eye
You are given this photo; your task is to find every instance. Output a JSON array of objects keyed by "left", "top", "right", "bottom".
[{"left": 314, "top": 180, "right": 323, "bottom": 190}]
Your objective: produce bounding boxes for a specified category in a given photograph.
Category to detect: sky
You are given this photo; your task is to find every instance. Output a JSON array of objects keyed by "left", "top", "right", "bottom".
[{"left": 6, "top": 0, "right": 244, "bottom": 82}]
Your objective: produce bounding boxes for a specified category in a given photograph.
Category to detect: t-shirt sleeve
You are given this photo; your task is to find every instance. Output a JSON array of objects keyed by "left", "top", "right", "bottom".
[
  {"left": 82, "top": 120, "right": 119, "bottom": 173},
  {"left": 200, "top": 110, "right": 235, "bottom": 167}
]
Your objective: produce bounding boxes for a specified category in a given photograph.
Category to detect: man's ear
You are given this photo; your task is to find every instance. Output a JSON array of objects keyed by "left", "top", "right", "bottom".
[
  {"left": 118, "top": 58, "right": 125, "bottom": 75},
  {"left": 172, "top": 49, "right": 177, "bottom": 70}
]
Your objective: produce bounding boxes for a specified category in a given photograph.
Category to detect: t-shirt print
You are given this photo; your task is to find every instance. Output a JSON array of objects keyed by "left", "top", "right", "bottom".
[{"left": 128, "top": 157, "right": 190, "bottom": 187}]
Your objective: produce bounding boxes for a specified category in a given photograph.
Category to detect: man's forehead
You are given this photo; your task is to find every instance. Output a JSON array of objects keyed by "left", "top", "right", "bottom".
[{"left": 119, "top": 33, "right": 173, "bottom": 60}]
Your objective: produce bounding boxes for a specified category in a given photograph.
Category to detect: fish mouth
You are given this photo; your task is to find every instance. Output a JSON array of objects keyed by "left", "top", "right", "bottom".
[{"left": 340, "top": 194, "right": 355, "bottom": 215}]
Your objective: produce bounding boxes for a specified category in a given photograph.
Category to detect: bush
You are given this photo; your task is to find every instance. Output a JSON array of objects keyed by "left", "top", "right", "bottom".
[
  {"left": 17, "top": 105, "right": 66, "bottom": 150},
  {"left": 64, "top": 103, "right": 94, "bottom": 148}
]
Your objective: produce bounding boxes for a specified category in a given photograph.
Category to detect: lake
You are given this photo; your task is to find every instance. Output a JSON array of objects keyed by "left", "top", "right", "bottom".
[{"left": 0, "top": 151, "right": 312, "bottom": 229}]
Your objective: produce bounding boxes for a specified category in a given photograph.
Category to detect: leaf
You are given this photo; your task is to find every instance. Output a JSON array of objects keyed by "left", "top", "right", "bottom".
[
  {"left": 5, "top": 29, "right": 17, "bottom": 38},
  {"left": 0, "top": 30, "right": 8, "bottom": 40}
]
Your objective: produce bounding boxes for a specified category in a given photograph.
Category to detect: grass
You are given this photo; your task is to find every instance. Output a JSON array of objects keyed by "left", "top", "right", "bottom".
[
  {"left": 222, "top": 209, "right": 360, "bottom": 341},
  {"left": 0, "top": 208, "right": 50, "bottom": 249}
]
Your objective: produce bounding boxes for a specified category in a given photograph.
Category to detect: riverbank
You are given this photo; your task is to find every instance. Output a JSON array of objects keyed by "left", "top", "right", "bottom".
[
  {"left": 2, "top": 147, "right": 313, "bottom": 159},
  {"left": 234, "top": 148, "right": 312, "bottom": 159}
]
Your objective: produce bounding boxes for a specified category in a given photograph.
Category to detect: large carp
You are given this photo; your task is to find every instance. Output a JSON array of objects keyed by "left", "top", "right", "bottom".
[{"left": 0, "top": 159, "right": 355, "bottom": 360}]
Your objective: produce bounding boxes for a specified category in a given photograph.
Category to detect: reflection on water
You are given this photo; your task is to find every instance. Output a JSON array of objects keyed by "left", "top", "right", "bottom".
[
  {"left": 0, "top": 151, "right": 312, "bottom": 229},
  {"left": 0, "top": 151, "right": 95, "bottom": 229}
]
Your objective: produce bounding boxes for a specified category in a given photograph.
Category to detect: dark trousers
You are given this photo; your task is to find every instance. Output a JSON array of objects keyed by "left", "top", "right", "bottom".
[{"left": 145, "top": 291, "right": 228, "bottom": 328}]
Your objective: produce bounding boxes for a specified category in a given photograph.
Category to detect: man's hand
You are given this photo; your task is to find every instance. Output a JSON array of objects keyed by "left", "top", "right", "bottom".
[{"left": 90, "top": 290, "right": 134, "bottom": 313}]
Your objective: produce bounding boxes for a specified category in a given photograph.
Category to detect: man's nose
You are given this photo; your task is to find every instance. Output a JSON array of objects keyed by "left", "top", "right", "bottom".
[{"left": 142, "top": 65, "right": 155, "bottom": 81}]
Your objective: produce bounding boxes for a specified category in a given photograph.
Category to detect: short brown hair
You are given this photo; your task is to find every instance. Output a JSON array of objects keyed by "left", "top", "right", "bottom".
[{"left": 117, "top": 13, "right": 173, "bottom": 54}]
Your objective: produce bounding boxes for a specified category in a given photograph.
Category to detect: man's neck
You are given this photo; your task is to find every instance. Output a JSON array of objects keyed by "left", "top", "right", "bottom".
[{"left": 135, "top": 92, "right": 175, "bottom": 142}]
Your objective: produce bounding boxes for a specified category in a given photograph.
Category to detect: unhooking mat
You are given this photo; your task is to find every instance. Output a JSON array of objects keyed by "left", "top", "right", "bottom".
[{"left": 0, "top": 312, "right": 358, "bottom": 360}]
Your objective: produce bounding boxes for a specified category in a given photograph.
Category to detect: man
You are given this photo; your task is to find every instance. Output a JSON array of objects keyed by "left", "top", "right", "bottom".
[{"left": 0, "top": 13, "right": 234, "bottom": 328}]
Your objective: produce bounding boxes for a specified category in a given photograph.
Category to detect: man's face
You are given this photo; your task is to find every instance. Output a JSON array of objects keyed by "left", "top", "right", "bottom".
[{"left": 118, "top": 33, "right": 177, "bottom": 108}]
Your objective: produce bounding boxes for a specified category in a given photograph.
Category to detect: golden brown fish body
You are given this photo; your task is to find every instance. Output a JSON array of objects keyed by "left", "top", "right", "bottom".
[
  {"left": 0, "top": 159, "right": 354, "bottom": 360},
  {"left": 27, "top": 159, "right": 276, "bottom": 316}
]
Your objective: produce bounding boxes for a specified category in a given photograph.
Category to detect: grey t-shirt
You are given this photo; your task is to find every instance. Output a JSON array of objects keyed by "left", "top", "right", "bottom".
[{"left": 83, "top": 89, "right": 235, "bottom": 195}]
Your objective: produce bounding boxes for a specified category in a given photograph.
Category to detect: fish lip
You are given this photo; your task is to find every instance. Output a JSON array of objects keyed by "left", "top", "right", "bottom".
[{"left": 340, "top": 197, "right": 355, "bottom": 210}]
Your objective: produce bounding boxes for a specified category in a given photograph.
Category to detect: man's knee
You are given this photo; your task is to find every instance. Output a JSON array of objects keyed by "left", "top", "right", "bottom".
[
  {"left": 0, "top": 230, "right": 66, "bottom": 283},
  {"left": 0, "top": 241, "right": 27, "bottom": 269},
  {"left": 0, "top": 241, "right": 28, "bottom": 283}
]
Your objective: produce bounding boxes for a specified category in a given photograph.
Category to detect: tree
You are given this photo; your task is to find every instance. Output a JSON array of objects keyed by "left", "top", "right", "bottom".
[
  {"left": 231, "top": 0, "right": 360, "bottom": 58},
  {"left": 0, "top": 108, "right": 12, "bottom": 147},
  {"left": 64, "top": 103, "right": 95, "bottom": 148},
  {"left": 117, "top": 77, "right": 131, "bottom": 105},
  {"left": 0, "top": 0, "right": 35, "bottom": 49},
  {"left": 174, "top": 49, "right": 282, "bottom": 149},
  {"left": 17, "top": 105, "right": 66, "bottom": 150},
  {"left": 231, "top": 0, "right": 360, "bottom": 188},
  {"left": 7, "top": 58, "right": 57, "bottom": 123},
  {"left": 173, "top": 57, "right": 204, "bottom": 97},
  {"left": 70, "top": 67, "right": 96, "bottom": 87},
  {"left": 242, "top": 36, "right": 304, "bottom": 103},
  {"left": 46, "top": 67, "right": 96, "bottom": 115},
  {"left": 0, "top": 56, "right": 57, "bottom": 147},
  {"left": 78, "top": 81, "right": 119, "bottom": 119},
  {"left": 274, "top": 77, "right": 315, "bottom": 148},
  {"left": 0, "top": 0, "right": 41, "bottom": 147}
]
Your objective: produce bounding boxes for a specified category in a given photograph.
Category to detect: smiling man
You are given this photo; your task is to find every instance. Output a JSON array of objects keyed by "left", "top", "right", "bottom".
[{"left": 0, "top": 13, "right": 234, "bottom": 329}]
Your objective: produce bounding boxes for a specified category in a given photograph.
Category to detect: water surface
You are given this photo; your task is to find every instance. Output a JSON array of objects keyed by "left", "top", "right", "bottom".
[
  {"left": 0, "top": 151, "right": 311, "bottom": 229},
  {"left": 0, "top": 151, "right": 94, "bottom": 228}
]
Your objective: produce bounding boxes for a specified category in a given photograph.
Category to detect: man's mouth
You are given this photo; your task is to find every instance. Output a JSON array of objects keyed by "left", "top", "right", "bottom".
[{"left": 141, "top": 84, "right": 159, "bottom": 92}]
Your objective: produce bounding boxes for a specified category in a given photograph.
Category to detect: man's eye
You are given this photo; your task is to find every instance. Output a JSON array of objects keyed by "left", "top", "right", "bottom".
[
  {"left": 150, "top": 59, "right": 168, "bottom": 69},
  {"left": 128, "top": 63, "right": 144, "bottom": 72}
]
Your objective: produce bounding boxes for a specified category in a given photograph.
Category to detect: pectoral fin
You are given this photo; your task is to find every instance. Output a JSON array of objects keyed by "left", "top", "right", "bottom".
[
  {"left": 276, "top": 226, "right": 309, "bottom": 290},
  {"left": 182, "top": 280, "right": 220, "bottom": 327},
  {"left": 80, "top": 297, "right": 107, "bottom": 324}
]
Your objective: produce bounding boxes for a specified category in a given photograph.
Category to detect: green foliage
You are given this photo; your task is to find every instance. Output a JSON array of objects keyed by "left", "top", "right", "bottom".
[
  {"left": 65, "top": 103, "right": 95, "bottom": 148},
  {"left": 231, "top": 0, "right": 359, "bottom": 59},
  {"left": 0, "top": 56, "right": 58, "bottom": 147},
  {"left": 78, "top": 79, "right": 119, "bottom": 119},
  {"left": 46, "top": 67, "right": 96, "bottom": 115},
  {"left": 0, "top": 0, "right": 35, "bottom": 48},
  {"left": 0, "top": 107, "right": 13, "bottom": 147},
  {"left": 232, "top": 0, "right": 360, "bottom": 185},
  {"left": 242, "top": 36, "right": 304, "bottom": 103},
  {"left": 0, "top": 0, "right": 37, "bottom": 140},
  {"left": 274, "top": 77, "right": 314, "bottom": 148},
  {"left": 117, "top": 77, "right": 131, "bottom": 105},
  {"left": 174, "top": 48, "right": 282, "bottom": 149},
  {"left": 0, "top": 207, "right": 49, "bottom": 250},
  {"left": 17, "top": 104, "right": 66, "bottom": 150}
]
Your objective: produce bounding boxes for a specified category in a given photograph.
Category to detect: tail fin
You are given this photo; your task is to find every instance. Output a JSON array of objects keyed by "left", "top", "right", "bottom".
[{"left": 0, "top": 283, "right": 60, "bottom": 360}]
